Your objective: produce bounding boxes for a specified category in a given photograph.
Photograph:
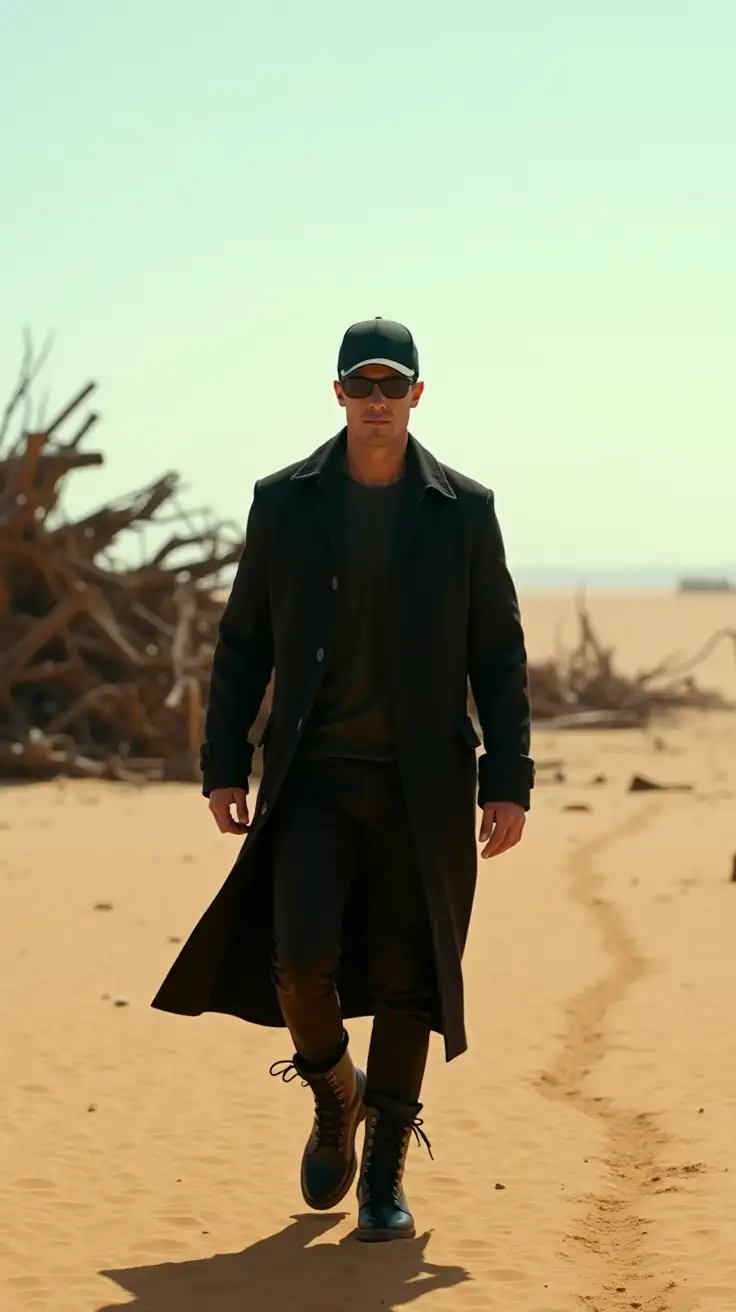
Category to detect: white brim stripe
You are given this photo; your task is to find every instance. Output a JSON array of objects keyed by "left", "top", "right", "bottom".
[{"left": 340, "top": 357, "right": 416, "bottom": 379}]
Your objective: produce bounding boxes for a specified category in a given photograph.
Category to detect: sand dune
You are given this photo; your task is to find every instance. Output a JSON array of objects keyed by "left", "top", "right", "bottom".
[{"left": 0, "top": 591, "right": 734, "bottom": 1311}]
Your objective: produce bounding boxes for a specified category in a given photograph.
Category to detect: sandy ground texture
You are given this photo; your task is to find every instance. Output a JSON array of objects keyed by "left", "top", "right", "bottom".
[{"left": 0, "top": 589, "right": 735, "bottom": 1312}]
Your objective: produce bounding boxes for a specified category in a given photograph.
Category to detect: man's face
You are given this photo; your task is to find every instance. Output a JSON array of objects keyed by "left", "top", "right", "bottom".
[{"left": 333, "top": 364, "right": 424, "bottom": 446}]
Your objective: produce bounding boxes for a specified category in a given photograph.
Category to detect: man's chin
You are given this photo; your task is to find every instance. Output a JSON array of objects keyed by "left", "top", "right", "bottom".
[{"left": 360, "top": 422, "right": 394, "bottom": 443}]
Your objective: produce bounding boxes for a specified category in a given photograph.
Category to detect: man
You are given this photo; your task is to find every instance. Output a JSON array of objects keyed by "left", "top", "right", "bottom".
[{"left": 152, "top": 317, "right": 534, "bottom": 1242}]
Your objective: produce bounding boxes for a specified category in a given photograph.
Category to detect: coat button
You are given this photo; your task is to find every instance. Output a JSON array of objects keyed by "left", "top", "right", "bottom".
[
  {"left": 331, "top": 576, "right": 339, "bottom": 590},
  {"left": 316, "top": 647, "right": 325, "bottom": 662}
]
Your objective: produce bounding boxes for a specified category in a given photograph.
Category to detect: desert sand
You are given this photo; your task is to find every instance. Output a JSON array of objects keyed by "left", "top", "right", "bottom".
[{"left": 1, "top": 589, "right": 735, "bottom": 1312}]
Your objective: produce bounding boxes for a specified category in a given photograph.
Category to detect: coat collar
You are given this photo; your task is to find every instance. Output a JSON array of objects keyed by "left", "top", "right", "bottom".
[{"left": 291, "top": 428, "right": 456, "bottom": 500}]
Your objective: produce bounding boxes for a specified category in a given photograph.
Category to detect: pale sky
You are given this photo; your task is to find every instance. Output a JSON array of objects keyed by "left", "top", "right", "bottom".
[{"left": 2, "top": 0, "right": 734, "bottom": 576}]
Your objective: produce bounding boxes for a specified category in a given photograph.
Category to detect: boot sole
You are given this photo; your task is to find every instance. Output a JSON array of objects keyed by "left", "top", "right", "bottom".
[
  {"left": 354, "top": 1223, "right": 416, "bottom": 1243},
  {"left": 301, "top": 1079, "right": 367, "bottom": 1212}
]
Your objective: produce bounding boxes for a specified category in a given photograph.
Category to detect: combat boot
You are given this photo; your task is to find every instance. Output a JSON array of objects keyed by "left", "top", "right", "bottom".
[
  {"left": 271, "top": 1038, "right": 366, "bottom": 1211},
  {"left": 355, "top": 1093, "right": 432, "bottom": 1241}
]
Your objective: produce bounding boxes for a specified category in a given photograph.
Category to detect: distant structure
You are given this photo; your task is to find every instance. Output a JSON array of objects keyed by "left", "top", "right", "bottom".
[{"left": 677, "top": 576, "right": 735, "bottom": 594}]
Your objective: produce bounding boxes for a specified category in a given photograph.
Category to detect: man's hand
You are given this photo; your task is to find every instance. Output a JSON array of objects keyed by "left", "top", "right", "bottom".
[
  {"left": 479, "top": 801, "right": 525, "bottom": 859},
  {"left": 208, "top": 787, "right": 250, "bottom": 835}
]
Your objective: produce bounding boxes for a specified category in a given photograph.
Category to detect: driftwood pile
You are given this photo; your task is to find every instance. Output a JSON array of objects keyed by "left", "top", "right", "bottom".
[
  {"left": 0, "top": 353, "right": 246, "bottom": 782},
  {"left": 1, "top": 346, "right": 734, "bottom": 782},
  {"left": 526, "top": 602, "right": 735, "bottom": 730}
]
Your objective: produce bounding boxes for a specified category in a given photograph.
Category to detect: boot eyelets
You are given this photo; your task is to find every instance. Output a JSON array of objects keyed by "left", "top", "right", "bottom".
[{"left": 271, "top": 1051, "right": 366, "bottom": 1212}]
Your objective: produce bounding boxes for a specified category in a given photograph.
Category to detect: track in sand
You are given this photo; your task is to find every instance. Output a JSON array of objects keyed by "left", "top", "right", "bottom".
[{"left": 537, "top": 802, "right": 704, "bottom": 1312}]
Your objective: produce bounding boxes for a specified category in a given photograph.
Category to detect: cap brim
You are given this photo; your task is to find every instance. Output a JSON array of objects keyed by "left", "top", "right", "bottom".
[{"left": 339, "top": 357, "right": 416, "bottom": 380}]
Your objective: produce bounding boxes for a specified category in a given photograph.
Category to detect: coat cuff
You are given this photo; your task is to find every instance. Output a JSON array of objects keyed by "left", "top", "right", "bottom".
[
  {"left": 199, "top": 740, "right": 254, "bottom": 799},
  {"left": 477, "top": 753, "right": 535, "bottom": 812}
]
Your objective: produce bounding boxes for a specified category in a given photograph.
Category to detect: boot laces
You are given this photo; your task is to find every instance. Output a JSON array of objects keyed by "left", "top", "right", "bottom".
[
  {"left": 269, "top": 1059, "right": 306, "bottom": 1086},
  {"left": 269, "top": 1060, "right": 347, "bottom": 1149},
  {"left": 363, "top": 1109, "right": 433, "bottom": 1204}
]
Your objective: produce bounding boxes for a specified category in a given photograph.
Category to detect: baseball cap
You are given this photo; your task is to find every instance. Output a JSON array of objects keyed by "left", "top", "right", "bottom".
[{"left": 337, "top": 317, "right": 419, "bottom": 381}]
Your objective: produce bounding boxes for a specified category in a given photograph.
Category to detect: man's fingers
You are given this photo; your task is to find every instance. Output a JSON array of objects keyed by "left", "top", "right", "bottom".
[
  {"left": 210, "top": 803, "right": 230, "bottom": 833},
  {"left": 479, "top": 816, "right": 494, "bottom": 844},
  {"left": 234, "top": 793, "right": 249, "bottom": 827},
  {"left": 481, "top": 817, "right": 511, "bottom": 859},
  {"left": 482, "top": 818, "right": 524, "bottom": 859},
  {"left": 491, "top": 825, "right": 522, "bottom": 858},
  {"left": 209, "top": 800, "right": 248, "bottom": 835}
]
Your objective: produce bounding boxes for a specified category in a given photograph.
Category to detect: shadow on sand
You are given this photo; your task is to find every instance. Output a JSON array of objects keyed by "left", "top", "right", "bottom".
[{"left": 98, "top": 1212, "right": 471, "bottom": 1311}]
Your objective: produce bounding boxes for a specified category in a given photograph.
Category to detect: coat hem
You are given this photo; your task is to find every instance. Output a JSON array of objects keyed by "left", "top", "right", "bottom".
[{"left": 150, "top": 999, "right": 466, "bottom": 1061}]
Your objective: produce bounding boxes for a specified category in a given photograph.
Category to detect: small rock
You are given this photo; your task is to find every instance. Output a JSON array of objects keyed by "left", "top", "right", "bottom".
[
  {"left": 87, "top": 1104, "right": 97, "bottom": 1113},
  {"left": 168, "top": 935, "right": 183, "bottom": 944},
  {"left": 563, "top": 803, "right": 591, "bottom": 812},
  {"left": 590, "top": 774, "right": 607, "bottom": 785},
  {"left": 93, "top": 902, "right": 114, "bottom": 912},
  {"left": 112, "top": 997, "right": 130, "bottom": 1008},
  {"left": 628, "top": 773, "right": 693, "bottom": 794},
  {"left": 699, "top": 1108, "right": 705, "bottom": 1114},
  {"left": 730, "top": 854, "right": 736, "bottom": 883},
  {"left": 494, "top": 1182, "right": 505, "bottom": 1190}
]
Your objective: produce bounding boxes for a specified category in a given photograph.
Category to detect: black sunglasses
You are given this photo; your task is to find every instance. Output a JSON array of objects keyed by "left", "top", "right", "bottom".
[{"left": 340, "top": 375, "right": 415, "bottom": 400}]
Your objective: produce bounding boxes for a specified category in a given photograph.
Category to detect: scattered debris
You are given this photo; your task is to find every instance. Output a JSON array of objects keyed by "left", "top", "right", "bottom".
[
  {"left": 92, "top": 902, "right": 113, "bottom": 911},
  {"left": 628, "top": 774, "right": 694, "bottom": 794},
  {"left": 544, "top": 709, "right": 646, "bottom": 731},
  {"left": 678, "top": 576, "right": 734, "bottom": 594},
  {"left": 563, "top": 802, "right": 592, "bottom": 812},
  {"left": 112, "top": 997, "right": 130, "bottom": 1008},
  {"left": 730, "top": 855, "right": 736, "bottom": 883},
  {"left": 525, "top": 596, "right": 735, "bottom": 726}
]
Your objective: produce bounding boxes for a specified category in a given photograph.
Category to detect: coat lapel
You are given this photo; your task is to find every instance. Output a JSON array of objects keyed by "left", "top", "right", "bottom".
[
  {"left": 289, "top": 427, "right": 456, "bottom": 564},
  {"left": 393, "top": 434, "right": 456, "bottom": 565},
  {"left": 290, "top": 430, "right": 346, "bottom": 559}
]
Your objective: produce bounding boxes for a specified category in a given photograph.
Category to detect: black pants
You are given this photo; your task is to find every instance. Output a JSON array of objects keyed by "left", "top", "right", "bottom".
[{"left": 271, "top": 757, "right": 433, "bottom": 1106}]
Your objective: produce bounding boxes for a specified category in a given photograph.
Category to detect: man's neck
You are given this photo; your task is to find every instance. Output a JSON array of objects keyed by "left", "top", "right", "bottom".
[{"left": 345, "top": 429, "right": 408, "bottom": 487}]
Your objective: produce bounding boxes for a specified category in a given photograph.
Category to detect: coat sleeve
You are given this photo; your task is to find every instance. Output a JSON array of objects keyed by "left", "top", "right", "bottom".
[
  {"left": 467, "top": 490, "right": 535, "bottom": 811},
  {"left": 199, "top": 482, "right": 274, "bottom": 796}
]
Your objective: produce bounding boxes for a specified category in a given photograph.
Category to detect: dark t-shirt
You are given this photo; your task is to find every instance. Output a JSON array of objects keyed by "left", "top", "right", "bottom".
[{"left": 300, "top": 470, "right": 403, "bottom": 762}]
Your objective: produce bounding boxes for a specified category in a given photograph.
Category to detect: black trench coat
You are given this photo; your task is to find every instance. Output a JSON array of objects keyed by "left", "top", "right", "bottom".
[{"left": 151, "top": 430, "right": 534, "bottom": 1061}]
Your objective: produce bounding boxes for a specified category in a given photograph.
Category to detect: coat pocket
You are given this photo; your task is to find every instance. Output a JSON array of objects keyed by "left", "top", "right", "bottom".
[{"left": 454, "top": 715, "right": 481, "bottom": 751}]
